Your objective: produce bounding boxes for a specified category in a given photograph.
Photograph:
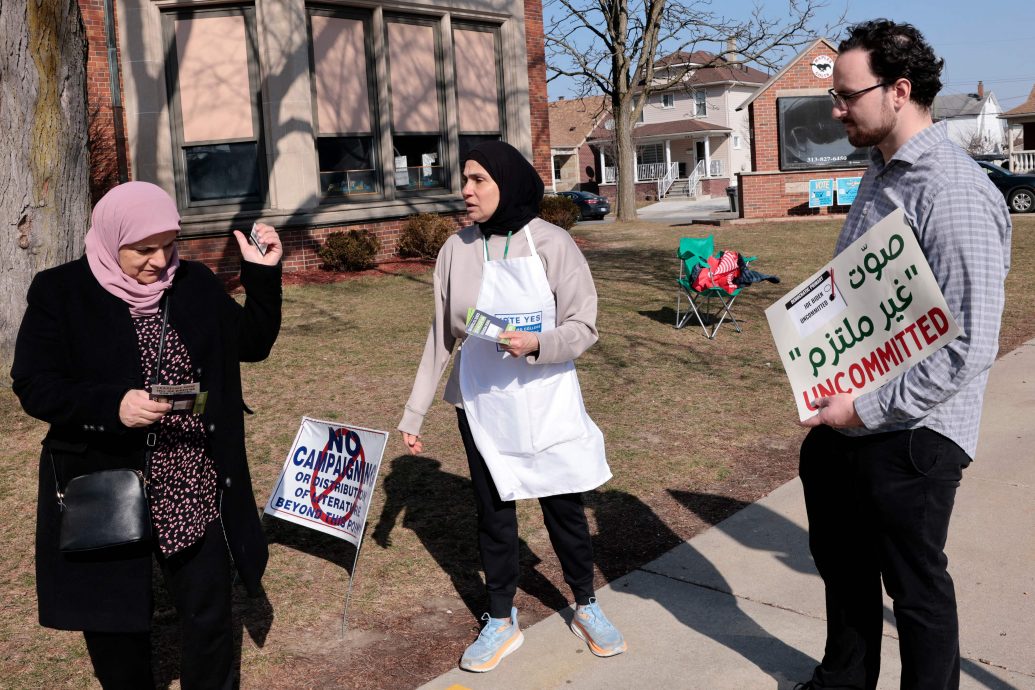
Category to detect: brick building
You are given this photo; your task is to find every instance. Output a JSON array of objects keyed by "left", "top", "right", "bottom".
[
  {"left": 79, "top": 0, "right": 551, "bottom": 275},
  {"left": 735, "top": 39, "right": 868, "bottom": 219}
]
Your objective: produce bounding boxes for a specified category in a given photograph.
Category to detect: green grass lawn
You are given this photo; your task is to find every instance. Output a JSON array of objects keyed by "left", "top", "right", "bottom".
[{"left": 1, "top": 214, "right": 1031, "bottom": 688}]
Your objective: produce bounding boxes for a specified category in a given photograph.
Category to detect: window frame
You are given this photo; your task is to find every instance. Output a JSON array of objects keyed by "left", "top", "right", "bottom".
[
  {"left": 384, "top": 14, "right": 451, "bottom": 197},
  {"left": 452, "top": 22, "right": 506, "bottom": 165},
  {"left": 662, "top": 93, "right": 675, "bottom": 109},
  {"left": 693, "top": 90, "right": 707, "bottom": 117},
  {"left": 161, "top": 5, "right": 268, "bottom": 217},
  {"left": 306, "top": 7, "right": 384, "bottom": 204}
]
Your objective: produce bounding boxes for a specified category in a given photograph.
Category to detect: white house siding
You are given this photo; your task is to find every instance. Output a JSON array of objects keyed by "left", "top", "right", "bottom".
[{"left": 944, "top": 98, "right": 1006, "bottom": 153}]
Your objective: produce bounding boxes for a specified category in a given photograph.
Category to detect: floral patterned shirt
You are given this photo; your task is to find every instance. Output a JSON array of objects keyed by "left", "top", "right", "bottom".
[{"left": 134, "top": 313, "right": 220, "bottom": 555}]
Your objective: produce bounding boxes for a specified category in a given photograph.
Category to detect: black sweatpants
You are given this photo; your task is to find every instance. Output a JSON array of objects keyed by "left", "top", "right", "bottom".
[
  {"left": 799, "top": 425, "right": 969, "bottom": 690},
  {"left": 458, "top": 409, "right": 596, "bottom": 618},
  {"left": 83, "top": 519, "right": 234, "bottom": 690}
]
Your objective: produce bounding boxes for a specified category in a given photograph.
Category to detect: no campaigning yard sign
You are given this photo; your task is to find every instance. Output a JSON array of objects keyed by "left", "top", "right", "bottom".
[
  {"left": 766, "top": 208, "right": 960, "bottom": 421},
  {"left": 264, "top": 417, "right": 387, "bottom": 545}
]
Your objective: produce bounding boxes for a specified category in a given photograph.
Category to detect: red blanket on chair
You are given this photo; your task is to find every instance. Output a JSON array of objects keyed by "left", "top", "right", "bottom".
[{"left": 692, "top": 251, "right": 740, "bottom": 294}]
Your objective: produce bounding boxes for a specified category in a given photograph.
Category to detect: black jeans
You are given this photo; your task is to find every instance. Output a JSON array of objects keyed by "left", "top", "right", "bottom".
[
  {"left": 458, "top": 409, "right": 596, "bottom": 618},
  {"left": 84, "top": 519, "right": 234, "bottom": 690},
  {"left": 799, "top": 425, "right": 969, "bottom": 690}
]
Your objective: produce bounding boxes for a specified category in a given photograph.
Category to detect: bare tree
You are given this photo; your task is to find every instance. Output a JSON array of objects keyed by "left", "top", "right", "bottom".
[
  {"left": 1, "top": 0, "right": 91, "bottom": 384},
  {"left": 546, "top": 0, "right": 836, "bottom": 219}
]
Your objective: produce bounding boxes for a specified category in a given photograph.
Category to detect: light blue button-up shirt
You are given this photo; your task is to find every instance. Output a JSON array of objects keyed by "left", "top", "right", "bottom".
[{"left": 836, "top": 121, "right": 1012, "bottom": 458}]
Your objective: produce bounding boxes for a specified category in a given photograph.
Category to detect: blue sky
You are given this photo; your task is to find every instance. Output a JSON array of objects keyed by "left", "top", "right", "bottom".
[{"left": 546, "top": 0, "right": 1035, "bottom": 111}]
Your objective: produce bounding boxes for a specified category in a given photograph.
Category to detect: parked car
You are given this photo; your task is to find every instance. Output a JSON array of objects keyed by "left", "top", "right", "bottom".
[
  {"left": 557, "top": 190, "right": 611, "bottom": 220},
  {"left": 976, "top": 161, "right": 1034, "bottom": 213}
]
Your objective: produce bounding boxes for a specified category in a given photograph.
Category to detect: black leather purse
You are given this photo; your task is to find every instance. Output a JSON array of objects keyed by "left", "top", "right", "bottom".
[
  {"left": 52, "top": 296, "right": 170, "bottom": 552},
  {"left": 54, "top": 467, "right": 151, "bottom": 552}
]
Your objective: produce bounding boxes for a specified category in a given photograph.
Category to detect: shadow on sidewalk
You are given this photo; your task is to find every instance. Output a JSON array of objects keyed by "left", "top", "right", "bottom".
[{"left": 588, "top": 488, "right": 818, "bottom": 687}]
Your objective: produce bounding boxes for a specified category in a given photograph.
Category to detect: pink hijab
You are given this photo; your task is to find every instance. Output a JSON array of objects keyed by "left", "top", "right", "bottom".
[{"left": 85, "top": 182, "right": 181, "bottom": 316}]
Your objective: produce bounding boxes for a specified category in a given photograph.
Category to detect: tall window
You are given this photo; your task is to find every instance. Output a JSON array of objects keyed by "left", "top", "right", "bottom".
[
  {"left": 637, "top": 143, "right": 664, "bottom": 165},
  {"left": 308, "top": 10, "right": 380, "bottom": 200},
  {"left": 662, "top": 93, "right": 675, "bottom": 108},
  {"left": 387, "top": 18, "right": 446, "bottom": 193},
  {"left": 453, "top": 25, "right": 503, "bottom": 162},
  {"left": 164, "top": 7, "right": 266, "bottom": 209},
  {"left": 694, "top": 90, "right": 707, "bottom": 117}
]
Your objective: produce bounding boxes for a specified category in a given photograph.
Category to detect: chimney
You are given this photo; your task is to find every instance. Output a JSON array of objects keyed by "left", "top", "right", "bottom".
[
  {"left": 977, "top": 81, "right": 984, "bottom": 99},
  {"left": 725, "top": 36, "right": 741, "bottom": 64}
]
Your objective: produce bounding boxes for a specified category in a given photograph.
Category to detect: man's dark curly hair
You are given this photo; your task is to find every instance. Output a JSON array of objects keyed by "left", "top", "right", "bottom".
[{"left": 838, "top": 19, "right": 944, "bottom": 109}]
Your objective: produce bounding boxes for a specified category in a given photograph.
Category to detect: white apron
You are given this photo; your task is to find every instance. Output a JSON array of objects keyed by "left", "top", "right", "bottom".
[{"left": 458, "top": 226, "right": 611, "bottom": 501}]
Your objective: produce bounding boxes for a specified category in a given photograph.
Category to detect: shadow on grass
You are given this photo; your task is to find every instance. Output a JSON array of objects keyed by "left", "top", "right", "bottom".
[
  {"left": 150, "top": 567, "right": 274, "bottom": 688},
  {"left": 371, "top": 455, "right": 570, "bottom": 617}
]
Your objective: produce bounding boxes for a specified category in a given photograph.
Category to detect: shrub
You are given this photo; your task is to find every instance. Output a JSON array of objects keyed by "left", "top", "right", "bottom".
[
  {"left": 539, "top": 195, "right": 580, "bottom": 231},
  {"left": 317, "top": 229, "right": 381, "bottom": 272},
  {"left": 397, "top": 213, "right": 455, "bottom": 259}
]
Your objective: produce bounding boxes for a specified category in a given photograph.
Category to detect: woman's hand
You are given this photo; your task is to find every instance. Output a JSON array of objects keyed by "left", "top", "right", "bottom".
[
  {"left": 119, "top": 389, "right": 171, "bottom": 428},
  {"left": 401, "top": 431, "right": 423, "bottom": 455},
  {"left": 501, "top": 331, "right": 540, "bottom": 358},
  {"left": 233, "top": 222, "right": 283, "bottom": 266}
]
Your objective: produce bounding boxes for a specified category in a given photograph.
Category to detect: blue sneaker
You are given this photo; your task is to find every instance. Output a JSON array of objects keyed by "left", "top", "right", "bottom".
[
  {"left": 570, "top": 598, "right": 627, "bottom": 657},
  {"left": 459, "top": 607, "right": 523, "bottom": 672}
]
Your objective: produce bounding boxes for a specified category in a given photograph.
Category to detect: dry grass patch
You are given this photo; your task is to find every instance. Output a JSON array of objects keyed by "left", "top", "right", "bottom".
[{"left": 1, "top": 214, "right": 1031, "bottom": 688}]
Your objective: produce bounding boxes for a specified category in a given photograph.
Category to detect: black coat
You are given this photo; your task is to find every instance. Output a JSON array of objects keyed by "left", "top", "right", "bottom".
[{"left": 11, "top": 256, "right": 282, "bottom": 632}]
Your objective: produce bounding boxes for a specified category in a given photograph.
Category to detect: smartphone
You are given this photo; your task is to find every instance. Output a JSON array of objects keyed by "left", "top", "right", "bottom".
[{"left": 248, "top": 222, "right": 268, "bottom": 256}]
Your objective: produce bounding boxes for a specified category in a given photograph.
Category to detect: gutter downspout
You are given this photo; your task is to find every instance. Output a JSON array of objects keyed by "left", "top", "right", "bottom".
[{"left": 103, "top": 0, "right": 129, "bottom": 183}]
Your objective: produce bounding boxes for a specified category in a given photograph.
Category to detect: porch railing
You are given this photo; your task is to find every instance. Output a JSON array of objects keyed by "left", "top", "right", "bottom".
[
  {"left": 657, "top": 162, "right": 679, "bottom": 199},
  {"left": 1011, "top": 150, "right": 1035, "bottom": 173},
  {"left": 603, "top": 165, "right": 616, "bottom": 184},
  {"left": 686, "top": 160, "right": 706, "bottom": 198},
  {"left": 636, "top": 162, "right": 667, "bottom": 181}
]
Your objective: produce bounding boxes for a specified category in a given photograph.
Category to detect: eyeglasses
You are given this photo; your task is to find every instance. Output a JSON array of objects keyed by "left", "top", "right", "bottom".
[{"left": 828, "top": 83, "right": 887, "bottom": 109}]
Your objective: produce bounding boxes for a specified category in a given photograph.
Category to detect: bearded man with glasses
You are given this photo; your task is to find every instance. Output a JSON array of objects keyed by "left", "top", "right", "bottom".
[{"left": 793, "top": 19, "right": 1012, "bottom": 690}]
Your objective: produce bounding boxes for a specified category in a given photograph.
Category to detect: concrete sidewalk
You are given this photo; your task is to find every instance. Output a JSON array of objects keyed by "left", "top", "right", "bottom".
[{"left": 420, "top": 339, "right": 1035, "bottom": 690}]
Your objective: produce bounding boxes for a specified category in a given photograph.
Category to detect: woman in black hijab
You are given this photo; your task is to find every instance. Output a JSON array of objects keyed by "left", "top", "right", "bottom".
[{"left": 397, "top": 141, "right": 625, "bottom": 672}]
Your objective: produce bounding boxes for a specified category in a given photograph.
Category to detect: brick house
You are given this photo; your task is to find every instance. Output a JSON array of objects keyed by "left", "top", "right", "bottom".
[
  {"left": 80, "top": 0, "right": 551, "bottom": 275},
  {"left": 547, "top": 96, "right": 608, "bottom": 192},
  {"left": 735, "top": 39, "right": 869, "bottom": 219}
]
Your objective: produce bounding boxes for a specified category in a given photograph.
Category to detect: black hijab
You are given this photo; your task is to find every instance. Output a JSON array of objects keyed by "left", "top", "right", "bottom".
[{"left": 465, "top": 141, "right": 544, "bottom": 236}]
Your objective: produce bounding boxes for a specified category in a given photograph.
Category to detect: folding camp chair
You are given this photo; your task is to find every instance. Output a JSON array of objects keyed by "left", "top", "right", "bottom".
[{"left": 674, "top": 236, "right": 755, "bottom": 339}]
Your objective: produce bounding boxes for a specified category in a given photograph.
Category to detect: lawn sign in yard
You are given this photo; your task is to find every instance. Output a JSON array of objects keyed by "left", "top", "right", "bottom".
[
  {"left": 766, "top": 208, "right": 960, "bottom": 421},
  {"left": 264, "top": 417, "right": 387, "bottom": 632}
]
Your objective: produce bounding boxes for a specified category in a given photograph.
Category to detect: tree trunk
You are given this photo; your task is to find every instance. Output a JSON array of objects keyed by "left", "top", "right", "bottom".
[
  {"left": 614, "top": 109, "right": 637, "bottom": 221},
  {"left": 0, "top": 0, "right": 90, "bottom": 385}
]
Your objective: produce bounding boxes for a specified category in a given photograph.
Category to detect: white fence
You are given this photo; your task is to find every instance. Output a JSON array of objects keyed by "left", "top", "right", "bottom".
[{"left": 1011, "top": 150, "right": 1035, "bottom": 173}]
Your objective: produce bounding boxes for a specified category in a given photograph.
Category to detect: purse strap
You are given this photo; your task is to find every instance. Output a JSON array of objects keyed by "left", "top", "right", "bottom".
[{"left": 51, "top": 294, "right": 171, "bottom": 509}]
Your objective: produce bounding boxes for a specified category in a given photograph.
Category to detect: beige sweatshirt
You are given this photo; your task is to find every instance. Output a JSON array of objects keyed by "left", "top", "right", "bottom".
[{"left": 398, "top": 217, "right": 599, "bottom": 436}]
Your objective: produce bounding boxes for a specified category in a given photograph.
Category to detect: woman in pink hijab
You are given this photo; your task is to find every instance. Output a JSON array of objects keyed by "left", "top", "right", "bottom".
[{"left": 12, "top": 181, "right": 283, "bottom": 688}]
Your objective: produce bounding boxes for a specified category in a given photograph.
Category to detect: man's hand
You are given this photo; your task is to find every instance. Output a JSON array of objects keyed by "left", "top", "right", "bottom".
[
  {"left": 119, "top": 389, "right": 171, "bottom": 428},
  {"left": 799, "top": 393, "right": 863, "bottom": 429},
  {"left": 501, "top": 331, "right": 540, "bottom": 358}
]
